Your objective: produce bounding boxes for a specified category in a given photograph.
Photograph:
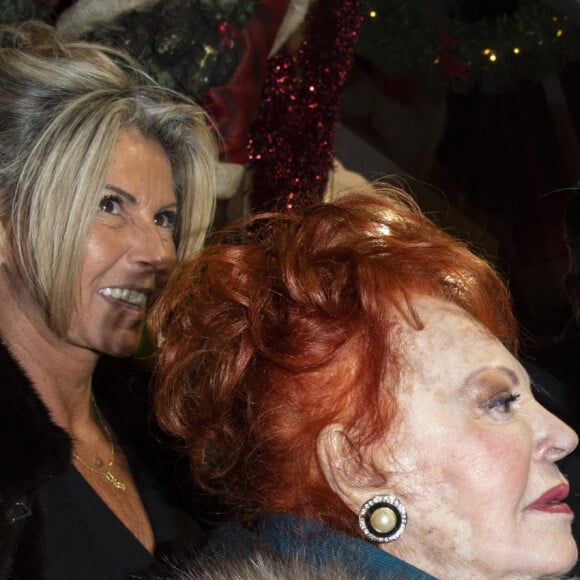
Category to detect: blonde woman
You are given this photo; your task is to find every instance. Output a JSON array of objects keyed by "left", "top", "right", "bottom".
[{"left": 0, "top": 21, "right": 216, "bottom": 580}]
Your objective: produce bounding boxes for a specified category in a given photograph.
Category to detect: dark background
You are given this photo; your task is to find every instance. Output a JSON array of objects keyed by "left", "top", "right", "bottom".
[{"left": 337, "top": 1, "right": 580, "bottom": 355}]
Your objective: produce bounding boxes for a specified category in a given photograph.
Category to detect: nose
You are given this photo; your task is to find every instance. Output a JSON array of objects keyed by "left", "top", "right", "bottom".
[
  {"left": 534, "top": 402, "right": 579, "bottom": 463},
  {"left": 130, "top": 220, "right": 177, "bottom": 276}
]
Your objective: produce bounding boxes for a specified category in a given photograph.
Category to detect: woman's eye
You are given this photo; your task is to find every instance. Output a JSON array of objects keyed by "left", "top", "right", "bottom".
[
  {"left": 483, "top": 392, "right": 521, "bottom": 414},
  {"left": 154, "top": 210, "right": 177, "bottom": 229},
  {"left": 98, "top": 195, "right": 122, "bottom": 214}
]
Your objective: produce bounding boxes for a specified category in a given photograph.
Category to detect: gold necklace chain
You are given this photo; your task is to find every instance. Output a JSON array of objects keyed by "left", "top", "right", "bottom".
[{"left": 72, "top": 395, "right": 126, "bottom": 492}]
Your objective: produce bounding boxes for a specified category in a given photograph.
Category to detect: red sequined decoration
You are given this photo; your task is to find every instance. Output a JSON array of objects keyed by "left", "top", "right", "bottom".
[{"left": 247, "top": 0, "right": 362, "bottom": 212}]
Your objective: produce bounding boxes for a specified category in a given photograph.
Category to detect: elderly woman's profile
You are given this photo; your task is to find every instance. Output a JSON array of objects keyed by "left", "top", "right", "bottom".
[
  {"left": 151, "top": 186, "right": 578, "bottom": 579},
  {"left": 0, "top": 20, "right": 216, "bottom": 580}
]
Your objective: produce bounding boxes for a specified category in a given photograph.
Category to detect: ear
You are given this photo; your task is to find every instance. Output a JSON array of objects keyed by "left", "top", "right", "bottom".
[{"left": 316, "top": 424, "right": 375, "bottom": 515}]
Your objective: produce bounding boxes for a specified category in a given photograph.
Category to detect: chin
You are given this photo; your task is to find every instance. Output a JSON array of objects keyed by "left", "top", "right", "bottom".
[
  {"left": 106, "top": 342, "right": 141, "bottom": 358},
  {"left": 533, "top": 537, "right": 578, "bottom": 577},
  {"left": 99, "top": 335, "right": 142, "bottom": 358},
  {"left": 557, "top": 544, "right": 578, "bottom": 575},
  {"left": 108, "top": 348, "right": 135, "bottom": 358},
  {"left": 105, "top": 326, "right": 147, "bottom": 357}
]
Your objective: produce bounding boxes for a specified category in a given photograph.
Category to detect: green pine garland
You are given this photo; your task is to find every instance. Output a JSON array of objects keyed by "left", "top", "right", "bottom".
[
  {"left": 357, "top": 1, "right": 580, "bottom": 93},
  {"left": 0, "top": 0, "right": 53, "bottom": 24}
]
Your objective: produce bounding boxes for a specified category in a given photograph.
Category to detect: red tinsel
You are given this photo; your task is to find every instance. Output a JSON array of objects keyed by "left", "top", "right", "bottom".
[{"left": 247, "top": 0, "right": 362, "bottom": 212}]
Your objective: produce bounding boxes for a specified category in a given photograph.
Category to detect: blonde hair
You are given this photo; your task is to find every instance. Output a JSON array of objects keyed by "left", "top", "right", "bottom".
[{"left": 0, "top": 21, "right": 216, "bottom": 335}]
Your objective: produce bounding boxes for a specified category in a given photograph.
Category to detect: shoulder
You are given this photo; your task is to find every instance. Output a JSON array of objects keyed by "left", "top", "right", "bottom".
[
  {"left": 157, "top": 516, "right": 436, "bottom": 580},
  {"left": 0, "top": 342, "right": 70, "bottom": 580},
  {"left": 142, "top": 535, "right": 362, "bottom": 580},
  {"left": 0, "top": 343, "right": 71, "bottom": 489},
  {"left": 256, "top": 514, "right": 435, "bottom": 579}
]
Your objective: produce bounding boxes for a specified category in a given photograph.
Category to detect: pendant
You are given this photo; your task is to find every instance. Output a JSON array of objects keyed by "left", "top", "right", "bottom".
[{"left": 105, "top": 471, "right": 127, "bottom": 492}]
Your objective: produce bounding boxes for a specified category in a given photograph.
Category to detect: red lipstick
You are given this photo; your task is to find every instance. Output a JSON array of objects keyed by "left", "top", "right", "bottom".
[{"left": 526, "top": 483, "right": 572, "bottom": 514}]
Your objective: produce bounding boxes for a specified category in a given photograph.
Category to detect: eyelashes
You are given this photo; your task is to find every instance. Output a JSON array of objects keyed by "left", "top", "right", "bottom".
[
  {"left": 482, "top": 392, "right": 521, "bottom": 415},
  {"left": 98, "top": 194, "right": 122, "bottom": 214},
  {"left": 97, "top": 195, "right": 177, "bottom": 229},
  {"left": 153, "top": 210, "right": 177, "bottom": 229}
]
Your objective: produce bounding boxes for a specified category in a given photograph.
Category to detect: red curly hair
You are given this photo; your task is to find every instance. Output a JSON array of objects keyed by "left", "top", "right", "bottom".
[{"left": 150, "top": 185, "right": 517, "bottom": 536}]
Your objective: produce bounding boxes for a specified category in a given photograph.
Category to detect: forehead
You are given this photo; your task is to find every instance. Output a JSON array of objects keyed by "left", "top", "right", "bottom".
[
  {"left": 106, "top": 127, "right": 175, "bottom": 204},
  {"left": 399, "top": 296, "right": 524, "bottom": 387}
]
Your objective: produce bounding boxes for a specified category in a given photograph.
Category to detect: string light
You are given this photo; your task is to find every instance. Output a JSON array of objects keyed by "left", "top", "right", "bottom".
[
  {"left": 357, "top": 0, "right": 580, "bottom": 93},
  {"left": 482, "top": 48, "right": 497, "bottom": 62}
]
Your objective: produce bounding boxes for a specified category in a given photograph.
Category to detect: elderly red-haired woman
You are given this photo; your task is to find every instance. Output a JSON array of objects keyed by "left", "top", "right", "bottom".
[{"left": 150, "top": 186, "right": 578, "bottom": 579}]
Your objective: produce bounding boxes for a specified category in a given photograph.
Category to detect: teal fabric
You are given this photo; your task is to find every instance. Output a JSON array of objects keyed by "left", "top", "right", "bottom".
[
  {"left": 259, "top": 514, "right": 436, "bottom": 579},
  {"left": 206, "top": 514, "right": 437, "bottom": 579}
]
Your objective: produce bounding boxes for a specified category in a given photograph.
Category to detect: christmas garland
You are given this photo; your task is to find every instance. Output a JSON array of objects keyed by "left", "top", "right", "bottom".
[
  {"left": 0, "top": 0, "right": 54, "bottom": 24},
  {"left": 0, "top": 0, "right": 258, "bottom": 100},
  {"left": 357, "top": 0, "right": 580, "bottom": 93},
  {"left": 87, "top": 0, "right": 258, "bottom": 100}
]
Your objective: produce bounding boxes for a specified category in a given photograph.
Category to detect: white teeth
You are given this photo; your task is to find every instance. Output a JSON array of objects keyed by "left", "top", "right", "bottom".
[{"left": 100, "top": 287, "right": 147, "bottom": 306}]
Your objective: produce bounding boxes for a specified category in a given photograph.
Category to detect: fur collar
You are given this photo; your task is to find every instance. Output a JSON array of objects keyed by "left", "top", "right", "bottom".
[
  {"left": 0, "top": 342, "right": 71, "bottom": 493},
  {"left": 0, "top": 342, "right": 153, "bottom": 493}
]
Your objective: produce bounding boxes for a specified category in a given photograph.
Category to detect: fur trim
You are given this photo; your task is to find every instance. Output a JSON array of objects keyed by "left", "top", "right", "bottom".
[
  {"left": 0, "top": 344, "right": 71, "bottom": 491},
  {"left": 145, "top": 546, "right": 364, "bottom": 580}
]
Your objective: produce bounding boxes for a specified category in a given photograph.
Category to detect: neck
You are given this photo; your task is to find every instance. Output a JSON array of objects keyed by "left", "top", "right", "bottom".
[{"left": 0, "top": 273, "right": 98, "bottom": 432}]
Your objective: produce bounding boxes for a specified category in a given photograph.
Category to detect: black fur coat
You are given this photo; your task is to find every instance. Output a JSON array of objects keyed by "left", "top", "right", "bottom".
[
  {"left": 0, "top": 342, "right": 172, "bottom": 579},
  {"left": 0, "top": 341, "right": 71, "bottom": 579}
]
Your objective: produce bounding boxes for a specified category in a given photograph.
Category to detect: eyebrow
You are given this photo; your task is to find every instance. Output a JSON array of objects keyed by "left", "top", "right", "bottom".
[
  {"left": 105, "top": 184, "right": 178, "bottom": 211},
  {"left": 461, "top": 365, "right": 521, "bottom": 390},
  {"left": 105, "top": 184, "right": 137, "bottom": 204}
]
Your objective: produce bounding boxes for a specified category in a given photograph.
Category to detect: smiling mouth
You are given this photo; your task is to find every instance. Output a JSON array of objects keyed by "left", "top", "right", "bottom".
[{"left": 98, "top": 287, "right": 148, "bottom": 310}]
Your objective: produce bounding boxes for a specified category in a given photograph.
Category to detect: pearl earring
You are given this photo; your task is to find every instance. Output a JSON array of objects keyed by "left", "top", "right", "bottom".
[{"left": 358, "top": 495, "right": 407, "bottom": 543}]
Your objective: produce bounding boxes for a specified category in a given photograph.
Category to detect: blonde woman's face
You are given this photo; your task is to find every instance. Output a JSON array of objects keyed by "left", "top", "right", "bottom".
[
  {"left": 66, "top": 127, "right": 177, "bottom": 356},
  {"left": 370, "top": 296, "right": 578, "bottom": 579}
]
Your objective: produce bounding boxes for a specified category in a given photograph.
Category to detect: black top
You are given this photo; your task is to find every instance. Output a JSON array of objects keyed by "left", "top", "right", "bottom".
[
  {"left": 37, "top": 397, "right": 201, "bottom": 580},
  {"left": 0, "top": 343, "right": 207, "bottom": 580}
]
